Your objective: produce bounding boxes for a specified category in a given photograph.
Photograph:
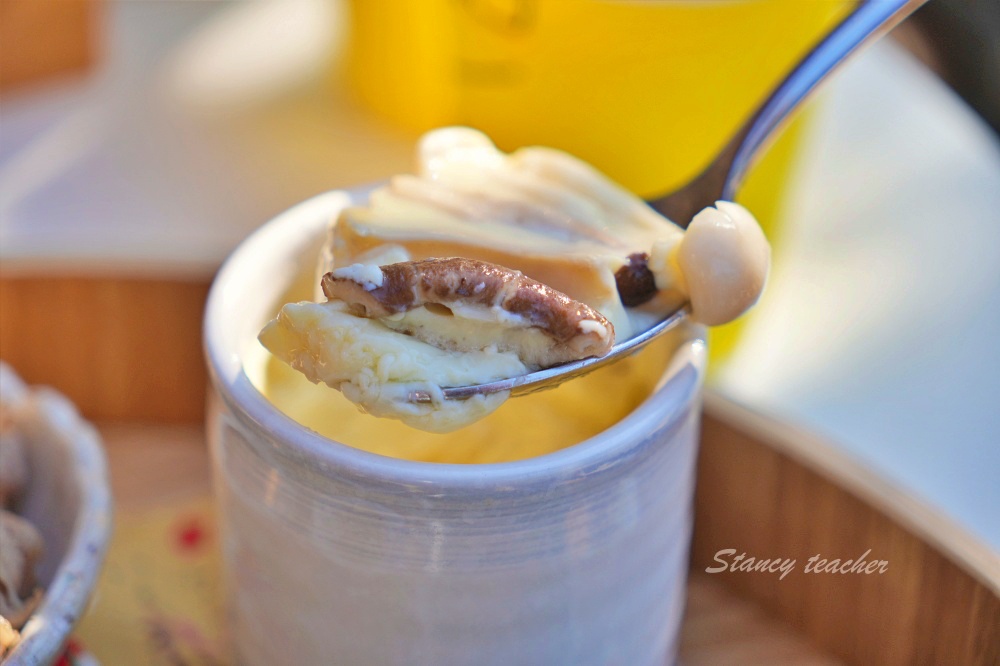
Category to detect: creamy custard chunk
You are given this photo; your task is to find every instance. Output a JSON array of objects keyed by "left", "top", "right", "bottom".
[{"left": 259, "top": 300, "right": 526, "bottom": 432}]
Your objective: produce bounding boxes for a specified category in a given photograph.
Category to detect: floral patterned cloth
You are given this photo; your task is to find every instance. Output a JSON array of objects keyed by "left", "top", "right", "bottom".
[{"left": 75, "top": 499, "right": 226, "bottom": 665}]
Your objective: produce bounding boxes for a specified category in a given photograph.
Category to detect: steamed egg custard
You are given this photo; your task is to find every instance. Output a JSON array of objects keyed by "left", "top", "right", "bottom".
[{"left": 259, "top": 127, "right": 770, "bottom": 436}]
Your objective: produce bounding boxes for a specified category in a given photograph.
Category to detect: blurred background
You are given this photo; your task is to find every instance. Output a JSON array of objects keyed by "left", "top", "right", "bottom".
[{"left": 1, "top": 0, "right": 998, "bottom": 547}]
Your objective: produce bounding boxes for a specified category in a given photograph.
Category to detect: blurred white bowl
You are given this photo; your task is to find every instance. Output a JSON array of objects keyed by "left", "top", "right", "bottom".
[{"left": 1, "top": 365, "right": 112, "bottom": 666}]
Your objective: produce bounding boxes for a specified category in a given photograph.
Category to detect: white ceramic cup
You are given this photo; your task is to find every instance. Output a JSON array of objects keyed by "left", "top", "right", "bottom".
[{"left": 204, "top": 190, "right": 706, "bottom": 666}]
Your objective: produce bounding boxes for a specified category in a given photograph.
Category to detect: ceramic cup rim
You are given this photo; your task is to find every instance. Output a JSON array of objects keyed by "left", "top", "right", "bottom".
[{"left": 203, "top": 189, "right": 706, "bottom": 489}]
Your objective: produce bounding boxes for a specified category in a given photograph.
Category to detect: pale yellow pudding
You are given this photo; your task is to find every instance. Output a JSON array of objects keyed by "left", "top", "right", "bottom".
[{"left": 257, "top": 338, "right": 679, "bottom": 464}]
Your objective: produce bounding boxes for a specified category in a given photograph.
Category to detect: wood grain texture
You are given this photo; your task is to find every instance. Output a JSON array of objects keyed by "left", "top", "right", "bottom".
[
  {"left": 694, "top": 394, "right": 1000, "bottom": 665},
  {"left": 680, "top": 573, "right": 841, "bottom": 665},
  {"left": 0, "top": 277, "right": 209, "bottom": 422},
  {"left": 0, "top": 0, "right": 98, "bottom": 92}
]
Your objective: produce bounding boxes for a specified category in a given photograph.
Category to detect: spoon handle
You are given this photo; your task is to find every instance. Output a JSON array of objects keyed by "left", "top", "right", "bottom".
[
  {"left": 723, "top": 0, "right": 926, "bottom": 200},
  {"left": 650, "top": 0, "right": 927, "bottom": 224}
]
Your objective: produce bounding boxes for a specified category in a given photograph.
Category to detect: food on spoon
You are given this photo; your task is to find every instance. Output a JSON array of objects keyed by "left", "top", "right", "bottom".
[
  {"left": 260, "top": 127, "right": 770, "bottom": 432},
  {"left": 648, "top": 200, "right": 770, "bottom": 326},
  {"left": 262, "top": 255, "right": 623, "bottom": 434},
  {"left": 260, "top": 258, "right": 613, "bottom": 432}
]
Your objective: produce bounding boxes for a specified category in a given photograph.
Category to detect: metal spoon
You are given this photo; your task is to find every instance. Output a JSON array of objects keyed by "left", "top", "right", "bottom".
[{"left": 420, "top": 0, "right": 926, "bottom": 403}]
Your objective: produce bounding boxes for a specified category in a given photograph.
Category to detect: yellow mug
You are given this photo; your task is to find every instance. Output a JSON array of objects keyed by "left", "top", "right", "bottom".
[{"left": 344, "top": 0, "right": 851, "bottom": 361}]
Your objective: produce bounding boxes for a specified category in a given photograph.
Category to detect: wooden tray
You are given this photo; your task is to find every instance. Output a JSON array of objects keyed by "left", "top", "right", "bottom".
[{"left": 2, "top": 276, "right": 998, "bottom": 664}]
